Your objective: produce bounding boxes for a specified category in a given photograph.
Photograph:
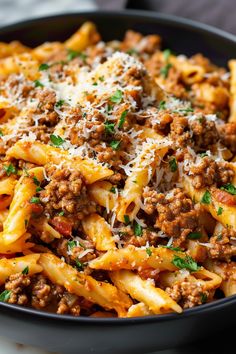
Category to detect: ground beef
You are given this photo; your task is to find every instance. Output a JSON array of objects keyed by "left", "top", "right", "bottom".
[
  {"left": 189, "top": 116, "right": 219, "bottom": 149},
  {"left": 144, "top": 188, "right": 199, "bottom": 246},
  {"left": 121, "top": 30, "right": 161, "bottom": 54},
  {"left": 31, "top": 274, "right": 55, "bottom": 309},
  {"left": 218, "top": 122, "right": 236, "bottom": 153},
  {"left": 57, "top": 293, "right": 80, "bottom": 316},
  {"left": 40, "top": 166, "right": 96, "bottom": 217},
  {"left": 35, "top": 89, "right": 59, "bottom": 127},
  {"left": 5, "top": 273, "right": 30, "bottom": 305},
  {"left": 169, "top": 115, "right": 192, "bottom": 148},
  {"left": 55, "top": 237, "right": 96, "bottom": 265},
  {"left": 208, "top": 228, "right": 236, "bottom": 261},
  {"left": 188, "top": 157, "right": 234, "bottom": 189},
  {"left": 165, "top": 281, "right": 209, "bottom": 308}
]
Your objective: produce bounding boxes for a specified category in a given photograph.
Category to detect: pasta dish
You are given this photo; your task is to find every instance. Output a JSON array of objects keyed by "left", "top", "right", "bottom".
[{"left": 0, "top": 22, "right": 236, "bottom": 317}]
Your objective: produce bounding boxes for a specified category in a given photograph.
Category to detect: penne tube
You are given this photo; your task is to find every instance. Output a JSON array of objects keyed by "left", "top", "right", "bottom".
[
  {"left": 127, "top": 302, "right": 153, "bottom": 317},
  {"left": 110, "top": 270, "right": 182, "bottom": 314},
  {"left": 64, "top": 22, "right": 100, "bottom": 51},
  {"left": 229, "top": 60, "right": 236, "bottom": 122},
  {"left": 7, "top": 140, "right": 113, "bottom": 184},
  {"left": 88, "top": 181, "right": 116, "bottom": 211},
  {"left": 82, "top": 213, "right": 116, "bottom": 251},
  {"left": 39, "top": 253, "right": 132, "bottom": 317},
  {"left": 0, "top": 254, "right": 42, "bottom": 284}
]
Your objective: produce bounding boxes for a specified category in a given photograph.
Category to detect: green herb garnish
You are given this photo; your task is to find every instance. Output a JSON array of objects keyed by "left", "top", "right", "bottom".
[
  {"left": 160, "top": 63, "right": 172, "bottom": 79},
  {"left": 0, "top": 130, "right": 4, "bottom": 137},
  {"left": 169, "top": 157, "right": 177, "bottom": 172},
  {"left": 118, "top": 110, "right": 128, "bottom": 129},
  {"left": 34, "top": 80, "right": 44, "bottom": 88},
  {"left": 39, "top": 63, "right": 50, "bottom": 71},
  {"left": 104, "top": 121, "right": 115, "bottom": 135},
  {"left": 110, "top": 186, "right": 116, "bottom": 194},
  {"left": 163, "top": 49, "right": 171, "bottom": 61},
  {"left": 3, "top": 163, "right": 17, "bottom": 176},
  {"left": 110, "top": 140, "right": 121, "bottom": 150},
  {"left": 146, "top": 248, "right": 152, "bottom": 256},
  {"left": 217, "top": 207, "right": 223, "bottom": 215},
  {"left": 187, "top": 232, "right": 202, "bottom": 240},
  {"left": 124, "top": 215, "right": 130, "bottom": 225},
  {"left": 50, "top": 134, "right": 65, "bottom": 147},
  {"left": 172, "top": 255, "right": 200, "bottom": 272},
  {"left": 0, "top": 290, "right": 11, "bottom": 302},
  {"left": 220, "top": 183, "right": 236, "bottom": 195},
  {"left": 68, "top": 240, "right": 77, "bottom": 249},
  {"left": 133, "top": 221, "right": 143, "bottom": 237},
  {"left": 55, "top": 100, "right": 65, "bottom": 108},
  {"left": 159, "top": 100, "right": 166, "bottom": 110},
  {"left": 200, "top": 293, "right": 208, "bottom": 304},
  {"left": 22, "top": 266, "right": 29, "bottom": 275},
  {"left": 33, "top": 176, "right": 40, "bottom": 186},
  {"left": 110, "top": 90, "right": 123, "bottom": 104},
  {"left": 30, "top": 197, "right": 41, "bottom": 204},
  {"left": 58, "top": 211, "right": 65, "bottom": 216},
  {"left": 201, "top": 190, "right": 211, "bottom": 205},
  {"left": 75, "top": 260, "right": 84, "bottom": 270}
]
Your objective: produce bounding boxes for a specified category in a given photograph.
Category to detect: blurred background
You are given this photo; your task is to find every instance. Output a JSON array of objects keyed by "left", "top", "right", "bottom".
[{"left": 0, "top": 0, "right": 235, "bottom": 34}]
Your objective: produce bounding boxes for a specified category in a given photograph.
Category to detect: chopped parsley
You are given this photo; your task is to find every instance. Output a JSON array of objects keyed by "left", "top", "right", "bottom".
[
  {"left": 133, "top": 221, "right": 143, "bottom": 237},
  {"left": 199, "top": 152, "right": 208, "bottom": 158},
  {"left": 124, "top": 215, "right": 130, "bottom": 225},
  {"left": 160, "top": 63, "right": 172, "bottom": 79},
  {"left": 68, "top": 240, "right": 77, "bottom": 249},
  {"left": 104, "top": 121, "right": 115, "bottom": 135},
  {"left": 110, "top": 140, "right": 121, "bottom": 150},
  {"left": 36, "top": 187, "right": 43, "bottom": 192},
  {"left": 216, "top": 234, "right": 222, "bottom": 241},
  {"left": 169, "top": 157, "right": 177, "bottom": 172},
  {"left": 162, "top": 245, "right": 182, "bottom": 252},
  {"left": 0, "top": 290, "right": 11, "bottom": 302},
  {"left": 187, "top": 232, "right": 202, "bottom": 240},
  {"left": 146, "top": 248, "right": 152, "bottom": 256},
  {"left": 178, "top": 107, "right": 194, "bottom": 113},
  {"left": 75, "top": 260, "right": 84, "bottom": 270},
  {"left": 220, "top": 183, "right": 236, "bottom": 195},
  {"left": 159, "top": 100, "right": 166, "bottom": 110},
  {"left": 22, "top": 266, "right": 29, "bottom": 275},
  {"left": 110, "top": 186, "right": 116, "bottom": 194},
  {"left": 98, "top": 76, "right": 105, "bottom": 82},
  {"left": 163, "top": 49, "right": 171, "bottom": 61},
  {"left": 201, "top": 190, "right": 211, "bottom": 204},
  {"left": 126, "top": 48, "right": 138, "bottom": 55},
  {"left": 33, "top": 176, "right": 40, "bottom": 186},
  {"left": 34, "top": 80, "right": 44, "bottom": 88},
  {"left": 3, "top": 163, "right": 17, "bottom": 176},
  {"left": 110, "top": 90, "right": 123, "bottom": 104},
  {"left": 217, "top": 207, "right": 223, "bottom": 216},
  {"left": 58, "top": 211, "right": 65, "bottom": 216},
  {"left": 67, "top": 49, "right": 87, "bottom": 62},
  {"left": 50, "top": 134, "right": 65, "bottom": 147},
  {"left": 39, "top": 63, "right": 50, "bottom": 71},
  {"left": 0, "top": 129, "right": 4, "bottom": 137},
  {"left": 55, "top": 100, "right": 65, "bottom": 108},
  {"left": 172, "top": 255, "right": 200, "bottom": 272},
  {"left": 118, "top": 110, "right": 128, "bottom": 129},
  {"left": 30, "top": 197, "right": 41, "bottom": 204},
  {"left": 200, "top": 293, "right": 208, "bottom": 304}
]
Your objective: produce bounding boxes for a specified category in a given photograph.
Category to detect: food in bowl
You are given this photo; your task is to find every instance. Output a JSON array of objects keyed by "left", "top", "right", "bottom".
[{"left": 0, "top": 21, "right": 236, "bottom": 317}]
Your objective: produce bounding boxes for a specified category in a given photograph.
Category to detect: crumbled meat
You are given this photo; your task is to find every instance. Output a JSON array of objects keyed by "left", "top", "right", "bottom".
[
  {"left": 189, "top": 157, "right": 234, "bottom": 189},
  {"left": 147, "top": 188, "right": 199, "bottom": 246},
  {"left": 209, "top": 228, "right": 236, "bottom": 261},
  {"left": 218, "top": 122, "right": 236, "bottom": 153},
  {"left": 57, "top": 293, "right": 80, "bottom": 316},
  {"left": 5, "top": 272, "right": 30, "bottom": 305},
  {"left": 31, "top": 274, "right": 54, "bottom": 309},
  {"left": 188, "top": 116, "right": 219, "bottom": 149},
  {"left": 121, "top": 30, "right": 161, "bottom": 54},
  {"left": 35, "top": 89, "right": 59, "bottom": 126},
  {"left": 169, "top": 116, "right": 192, "bottom": 148},
  {"left": 165, "top": 281, "right": 209, "bottom": 308}
]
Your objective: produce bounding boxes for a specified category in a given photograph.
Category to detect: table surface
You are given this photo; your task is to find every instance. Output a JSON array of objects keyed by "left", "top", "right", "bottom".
[{"left": 0, "top": 0, "right": 235, "bottom": 353}]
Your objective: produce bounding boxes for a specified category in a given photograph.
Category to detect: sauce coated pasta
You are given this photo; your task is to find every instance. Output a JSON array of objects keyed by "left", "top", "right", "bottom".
[{"left": 0, "top": 22, "right": 235, "bottom": 317}]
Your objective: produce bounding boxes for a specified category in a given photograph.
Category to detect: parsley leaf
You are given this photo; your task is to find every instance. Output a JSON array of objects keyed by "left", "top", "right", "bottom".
[
  {"left": 217, "top": 207, "right": 223, "bottom": 216},
  {"left": 162, "top": 245, "right": 182, "bottom": 252},
  {"left": 50, "top": 134, "right": 65, "bottom": 147},
  {"left": 169, "top": 157, "right": 177, "bottom": 172},
  {"left": 33, "top": 176, "right": 40, "bottom": 186},
  {"left": 200, "top": 293, "right": 208, "bottom": 304},
  {"left": 187, "top": 232, "right": 202, "bottom": 240},
  {"left": 110, "top": 140, "right": 121, "bottom": 150},
  {"left": 110, "top": 186, "right": 116, "bottom": 194},
  {"left": 22, "top": 266, "right": 29, "bottom": 275},
  {"left": 58, "top": 211, "right": 65, "bottom": 216},
  {"left": 34, "top": 80, "right": 44, "bottom": 88},
  {"left": 199, "top": 152, "right": 208, "bottom": 158},
  {"left": 146, "top": 247, "right": 152, "bottom": 256},
  {"left": 160, "top": 63, "right": 172, "bottom": 79},
  {"left": 0, "top": 129, "right": 4, "bottom": 137},
  {"left": 159, "top": 100, "right": 166, "bottom": 110},
  {"left": 0, "top": 290, "right": 11, "bottom": 302},
  {"left": 104, "top": 121, "right": 115, "bottom": 135},
  {"left": 98, "top": 76, "right": 105, "bottom": 82},
  {"left": 55, "top": 100, "right": 65, "bottom": 108},
  {"left": 67, "top": 49, "right": 87, "bottom": 62},
  {"left": 172, "top": 255, "right": 200, "bottom": 272},
  {"left": 68, "top": 240, "right": 77, "bottom": 250},
  {"left": 201, "top": 190, "right": 211, "bottom": 204},
  {"left": 118, "top": 110, "right": 128, "bottom": 129},
  {"left": 36, "top": 186, "right": 43, "bottom": 192},
  {"left": 110, "top": 90, "right": 123, "bottom": 104},
  {"left": 133, "top": 221, "right": 143, "bottom": 237},
  {"left": 30, "top": 197, "right": 41, "bottom": 204},
  {"left": 3, "top": 163, "right": 17, "bottom": 176},
  {"left": 75, "top": 260, "right": 84, "bottom": 270},
  {"left": 126, "top": 49, "right": 138, "bottom": 55},
  {"left": 163, "top": 49, "right": 171, "bottom": 61},
  {"left": 39, "top": 63, "right": 50, "bottom": 71},
  {"left": 220, "top": 183, "right": 236, "bottom": 195},
  {"left": 124, "top": 215, "right": 130, "bottom": 225}
]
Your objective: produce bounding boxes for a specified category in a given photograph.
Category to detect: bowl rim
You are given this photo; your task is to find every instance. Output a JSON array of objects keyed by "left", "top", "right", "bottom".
[{"left": 0, "top": 9, "right": 235, "bottom": 324}]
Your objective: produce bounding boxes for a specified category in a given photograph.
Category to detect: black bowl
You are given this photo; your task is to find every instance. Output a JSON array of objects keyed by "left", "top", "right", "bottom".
[{"left": 0, "top": 10, "right": 236, "bottom": 354}]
